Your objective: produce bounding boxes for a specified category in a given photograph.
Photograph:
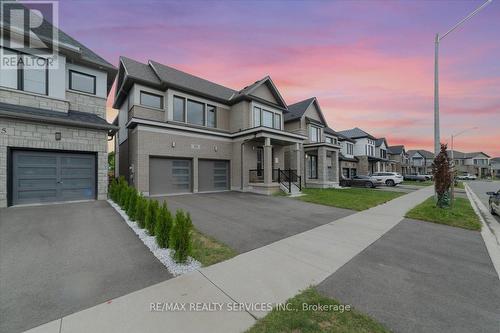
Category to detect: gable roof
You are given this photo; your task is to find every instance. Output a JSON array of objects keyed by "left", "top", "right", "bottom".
[
  {"left": 375, "top": 138, "right": 388, "bottom": 148},
  {"left": 407, "top": 149, "right": 435, "bottom": 159},
  {"left": 447, "top": 150, "right": 491, "bottom": 159},
  {"left": 337, "top": 127, "right": 377, "bottom": 140},
  {"left": 114, "top": 57, "right": 288, "bottom": 110},
  {"left": 284, "top": 97, "right": 327, "bottom": 124},
  {"left": 388, "top": 145, "right": 405, "bottom": 155},
  {"left": 324, "top": 127, "right": 355, "bottom": 143},
  {"left": 491, "top": 157, "right": 500, "bottom": 163}
]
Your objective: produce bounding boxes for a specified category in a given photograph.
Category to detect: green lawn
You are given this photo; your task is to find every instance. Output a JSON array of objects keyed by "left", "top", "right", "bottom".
[
  {"left": 405, "top": 197, "right": 481, "bottom": 231},
  {"left": 299, "top": 188, "right": 403, "bottom": 211},
  {"left": 246, "top": 288, "right": 389, "bottom": 333},
  {"left": 191, "top": 228, "right": 237, "bottom": 266},
  {"left": 402, "top": 180, "right": 434, "bottom": 186}
]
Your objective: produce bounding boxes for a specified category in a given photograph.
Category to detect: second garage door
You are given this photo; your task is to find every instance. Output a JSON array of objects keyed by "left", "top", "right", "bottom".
[
  {"left": 198, "top": 159, "right": 230, "bottom": 192},
  {"left": 149, "top": 157, "right": 192, "bottom": 195}
]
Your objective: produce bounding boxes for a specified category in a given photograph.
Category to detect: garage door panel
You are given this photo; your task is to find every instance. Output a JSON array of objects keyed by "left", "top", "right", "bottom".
[
  {"left": 12, "top": 151, "right": 96, "bottom": 205},
  {"left": 198, "top": 160, "right": 229, "bottom": 192},
  {"left": 149, "top": 157, "right": 192, "bottom": 195}
]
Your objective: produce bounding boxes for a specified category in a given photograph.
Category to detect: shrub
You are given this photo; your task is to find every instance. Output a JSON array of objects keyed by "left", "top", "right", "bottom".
[
  {"left": 155, "top": 202, "right": 173, "bottom": 248},
  {"left": 118, "top": 179, "right": 129, "bottom": 208},
  {"left": 170, "top": 210, "right": 193, "bottom": 263},
  {"left": 135, "top": 196, "right": 147, "bottom": 229},
  {"left": 145, "top": 199, "right": 159, "bottom": 236},
  {"left": 126, "top": 189, "right": 138, "bottom": 220}
]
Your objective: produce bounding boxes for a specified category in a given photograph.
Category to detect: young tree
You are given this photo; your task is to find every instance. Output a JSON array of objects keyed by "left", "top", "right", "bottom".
[
  {"left": 145, "top": 199, "right": 159, "bottom": 236},
  {"left": 432, "top": 143, "right": 452, "bottom": 208},
  {"left": 170, "top": 210, "right": 193, "bottom": 263},
  {"left": 155, "top": 202, "right": 173, "bottom": 248},
  {"left": 126, "top": 189, "right": 138, "bottom": 220},
  {"left": 135, "top": 196, "right": 147, "bottom": 229}
]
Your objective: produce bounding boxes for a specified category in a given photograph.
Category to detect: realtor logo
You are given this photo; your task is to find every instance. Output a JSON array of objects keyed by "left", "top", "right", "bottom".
[{"left": 0, "top": 0, "right": 59, "bottom": 69}]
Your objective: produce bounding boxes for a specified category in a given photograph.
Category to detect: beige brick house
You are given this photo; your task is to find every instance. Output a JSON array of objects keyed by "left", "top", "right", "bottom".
[
  {"left": 113, "top": 58, "right": 342, "bottom": 196},
  {"left": 0, "top": 18, "right": 117, "bottom": 207}
]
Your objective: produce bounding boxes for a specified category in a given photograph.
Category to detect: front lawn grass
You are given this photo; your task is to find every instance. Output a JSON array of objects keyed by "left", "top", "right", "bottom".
[
  {"left": 191, "top": 228, "right": 237, "bottom": 266},
  {"left": 246, "top": 288, "right": 389, "bottom": 333},
  {"left": 299, "top": 188, "right": 403, "bottom": 211},
  {"left": 402, "top": 180, "right": 434, "bottom": 186},
  {"left": 405, "top": 197, "right": 481, "bottom": 231}
]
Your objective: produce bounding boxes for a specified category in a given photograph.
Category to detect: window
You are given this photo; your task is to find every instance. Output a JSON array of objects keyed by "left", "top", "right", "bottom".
[
  {"left": 308, "top": 155, "right": 318, "bottom": 179},
  {"left": 309, "top": 126, "right": 321, "bottom": 142},
  {"left": 1, "top": 48, "right": 48, "bottom": 95},
  {"left": 173, "top": 96, "right": 185, "bottom": 122},
  {"left": 254, "top": 107, "right": 261, "bottom": 127},
  {"left": 23, "top": 64, "right": 47, "bottom": 95},
  {"left": 346, "top": 143, "right": 354, "bottom": 155},
  {"left": 207, "top": 105, "right": 216, "bottom": 128},
  {"left": 325, "top": 137, "right": 333, "bottom": 144},
  {"left": 366, "top": 145, "right": 374, "bottom": 156},
  {"left": 187, "top": 99, "right": 205, "bottom": 126},
  {"left": 69, "top": 70, "right": 96, "bottom": 95},
  {"left": 262, "top": 110, "right": 274, "bottom": 128},
  {"left": 380, "top": 149, "right": 387, "bottom": 159},
  {"left": 140, "top": 91, "right": 163, "bottom": 109},
  {"left": 274, "top": 113, "right": 281, "bottom": 130}
]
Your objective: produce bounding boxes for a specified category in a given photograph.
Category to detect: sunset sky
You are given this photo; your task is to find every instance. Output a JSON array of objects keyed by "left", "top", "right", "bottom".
[{"left": 59, "top": 0, "right": 500, "bottom": 156}]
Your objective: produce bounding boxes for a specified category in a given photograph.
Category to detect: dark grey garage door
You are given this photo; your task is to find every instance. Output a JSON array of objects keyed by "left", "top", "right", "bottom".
[
  {"left": 198, "top": 159, "right": 229, "bottom": 192},
  {"left": 149, "top": 157, "right": 192, "bottom": 195},
  {"left": 11, "top": 150, "right": 96, "bottom": 205}
]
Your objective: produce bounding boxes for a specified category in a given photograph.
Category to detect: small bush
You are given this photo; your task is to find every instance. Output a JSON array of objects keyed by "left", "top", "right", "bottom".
[
  {"left": 145, "top": 199, "right": 159, "bottom": 236},
  {"left": 126, "top": 189, "right": 138, "bottom": 220},
  {"left": 135, "top": 196, "right": 147, "bottom": 228},
  {"left": 170, "top": 210, "right": 193, "bottom": 263},
  {"left": 155, "top": 202, "right": 173, "bottom": 248}
]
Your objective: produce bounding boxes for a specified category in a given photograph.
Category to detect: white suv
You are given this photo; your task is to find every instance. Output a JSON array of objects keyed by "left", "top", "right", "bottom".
[{"left": 370, "top": 172, "right": 403, "bottom": 187}]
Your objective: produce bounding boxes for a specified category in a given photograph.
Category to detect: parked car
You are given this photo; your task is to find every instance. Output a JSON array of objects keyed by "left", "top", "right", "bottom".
[
  {"left": 403, "top": 173, "right": 428, "bottom": 182},
  {"left": 340, "top": 175, "right": 384, "bottom": 188},
  {"left": 370, "top": 172, "right": 403, "bottom": 187},
  {"left": 457, "top": 173, "right": 477, "bottom": 180},
  {"left": 487, "top": 190, "right": 500, "bottom": 215}
]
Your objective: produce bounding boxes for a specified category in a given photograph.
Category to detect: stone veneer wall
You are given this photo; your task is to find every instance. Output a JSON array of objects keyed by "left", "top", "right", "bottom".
[
  {"left": 0, "top": 118, "right": 108, "bottom": 207},
  {"left": 66, "top": 91, "right": 107, "bottom": 119},
  {"left": 0, "top": 89, "right": 69, "bottom": 113}
]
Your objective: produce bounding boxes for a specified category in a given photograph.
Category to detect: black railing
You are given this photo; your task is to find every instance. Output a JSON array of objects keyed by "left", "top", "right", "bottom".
[
  {"left": 249, "top": 169, "right": 279, "bottom": 183},
  {"left": 277, "top": 168, "right": 302, "bottom": 193}
]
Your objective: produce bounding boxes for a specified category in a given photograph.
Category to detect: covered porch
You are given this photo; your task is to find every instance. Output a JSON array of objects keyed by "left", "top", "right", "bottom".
[{"left": 303, "top": 143, "right": 340, "bottom": 188}]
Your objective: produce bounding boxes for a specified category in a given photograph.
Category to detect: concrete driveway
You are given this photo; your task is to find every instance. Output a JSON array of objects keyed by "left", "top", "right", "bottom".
[
  {"left": 0, "top": 201, "right": 172, "bottom": 333},
  {"left": 317, "top": 218, "right": 500, "bottom": 333},
  {"left": 160, "top": 191, "right": 354, "bottom": 253}
]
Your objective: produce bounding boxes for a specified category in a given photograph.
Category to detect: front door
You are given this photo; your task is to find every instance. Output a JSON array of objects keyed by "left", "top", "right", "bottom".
[{"left": 256, "top": 147, "right": 264, "bottom": 178}]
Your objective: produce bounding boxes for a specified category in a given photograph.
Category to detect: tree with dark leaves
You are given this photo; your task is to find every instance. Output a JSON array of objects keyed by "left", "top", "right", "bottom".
[{"left": 432, "top": 143, "right": 452, "bottom": 208}]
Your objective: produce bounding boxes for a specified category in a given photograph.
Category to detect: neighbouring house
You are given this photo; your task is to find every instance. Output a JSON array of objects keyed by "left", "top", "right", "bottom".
[
  {"left": 447, "top": 150, "right": 491, "bottom": 178},
  {"left": 0, "top": 14, "right": 117, "bottom": 207},
  {"left": 337, "top": 127, "right": 390, "bottom": 175},
  {"left": 490, "top": 157, "right": 500, "bottom": 178},
  {"left": 407, "top": 150, "right": 434, "bottom": 174},
  {"left": 337, "top": 132, "right": 358, "bottom": 179},
  {"left": 284, "top": 97, "right": 340, "bottom": 188},
  {"left": 388, "top": 145, "right": 409, "bottom": 175},
  {"left": 114, "top": 57, "right": 313, "bottom": 196}
]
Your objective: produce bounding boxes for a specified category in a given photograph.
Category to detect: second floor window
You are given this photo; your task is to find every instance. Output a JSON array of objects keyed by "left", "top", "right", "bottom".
[
  {"left": 207, "top": 105, "right": 216, "bottom": 128},
  {"left": 346, "top": 143, "right": 354, "bottom": 155},
  {"left": 1, "top": 50, "right": 48, "bottom": 95},
  {"left": 365, "top": 145, "right": 374, "bottom": 156},
  {"left": 274, "top": 113, "right": 281, "bottom": 130},
  {"left": 309, "top": 126, "right": 321, "bottom": 142},
  {"left": 69, "top": 70, "right": 96, "bottom": 95},
  {"left": 187, "top": 99, "right": 205, "bottom": 126},
  {"left": 325, "top": 137, "right": 333, "bottom": 144},
  {"left": 173, "top": 96, "right": 185, "bottom": 122},
  {"left": 262, "top": 110, "right": 274, "bottom": 128},
  {"left": 254, "top": 106, "right": 281, "bottom": 129},
  {"left": 380, "top": 149, "right": 387, "bottom": 159},
  {"left": 140, "top": 91, "right": 163, "bottom": 109}
]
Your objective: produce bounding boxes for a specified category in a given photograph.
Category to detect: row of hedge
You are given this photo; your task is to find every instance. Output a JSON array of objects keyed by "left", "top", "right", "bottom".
[{"left": 109, "top": 177, "right": 192, "bottom": 263}]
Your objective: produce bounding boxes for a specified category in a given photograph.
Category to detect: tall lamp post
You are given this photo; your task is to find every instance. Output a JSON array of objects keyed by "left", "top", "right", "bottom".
[
  {"left": 434, "top": 0, "right": 493, "bottom": 156},
  {"left": 450, "top": 127, "right": 478, "bottom": 203}
]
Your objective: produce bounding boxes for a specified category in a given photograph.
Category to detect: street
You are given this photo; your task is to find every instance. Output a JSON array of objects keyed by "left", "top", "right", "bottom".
[{"left": 467, "top": 180, "right": 500, "bottom": 223}]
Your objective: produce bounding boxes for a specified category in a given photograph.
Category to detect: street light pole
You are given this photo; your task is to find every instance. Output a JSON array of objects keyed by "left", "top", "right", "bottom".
[{"left": 433, "top": 0, "right": 493, "bottom": 156}]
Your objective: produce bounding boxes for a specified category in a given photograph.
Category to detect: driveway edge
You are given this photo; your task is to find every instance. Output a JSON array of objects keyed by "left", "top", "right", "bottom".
[{"left": 465, "top": 183, "right": 500, "bottom": 279}]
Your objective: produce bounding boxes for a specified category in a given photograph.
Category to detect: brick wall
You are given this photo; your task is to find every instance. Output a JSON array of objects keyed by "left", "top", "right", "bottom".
[
  {"left": 0, "top": 89, "right": 69, "bottom": 113},
  {"left": 66, "top": 91, "right": 107, "bottom": 118}
]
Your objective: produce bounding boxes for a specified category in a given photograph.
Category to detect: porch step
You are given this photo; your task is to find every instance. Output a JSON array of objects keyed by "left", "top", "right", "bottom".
[{"left": 280, "top": 182, "right": 302, "bottom": 196}]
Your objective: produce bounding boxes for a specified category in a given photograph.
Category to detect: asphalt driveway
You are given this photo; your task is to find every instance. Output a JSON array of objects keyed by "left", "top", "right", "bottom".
[
  {"left": 160, "top": 191, "right": 354, "bottom": 253},
  {"left": 317, "top": 218, "right": 500, "bottom": 333},
  {"left": 0, "top": 201, "right": 172, "bottom": 333}
]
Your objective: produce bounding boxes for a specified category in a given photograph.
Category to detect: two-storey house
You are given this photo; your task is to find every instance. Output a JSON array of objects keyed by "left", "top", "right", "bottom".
[
  {"left": 407, "top": 150, "right": 434, "bottom": 174},
  {"left": 0, "top": 16, "right": 117, "bottom": 207},
  {"left": 113, "top": 57, "right": 307, "bottom": 196},
  {"left": 284, "top": 97, "right": 340, "bottom": 188},
  {"left": 447, "top": 150, "right": 490, "bottom": 177},
  {"left": 337, "top": 132, "right": 357, "bottom": 179},
  {"left": 388, "top": 145, "right": 409, "bottom": 175}
]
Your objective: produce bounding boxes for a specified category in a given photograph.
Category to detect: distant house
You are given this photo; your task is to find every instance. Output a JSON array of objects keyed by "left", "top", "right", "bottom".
[
  {"left": 388, "top": 145, "right": 409, "bottom": 175},
  {"left": 447, "top": 150, "right": 491, "bottom": 177},
  {"left": 407, "top": 150, "right": 434, "bottom": 174},
  {"left": 491, "top": 157, "right": 500, "bottom": 178}
]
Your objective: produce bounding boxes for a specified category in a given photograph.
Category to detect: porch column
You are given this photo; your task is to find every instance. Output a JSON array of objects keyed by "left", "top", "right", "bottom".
[
  {"left": 294, "top": 143, "right": 301, "bottom": 178},
  {"left": 264, "top": 137, "right": 273, "bottom": 184},
  {"left": 331, "top": 150, "right": 339, "bottom": 182},
  {"left": 318, "top": 146, "right": 328, "bottom": 182}
]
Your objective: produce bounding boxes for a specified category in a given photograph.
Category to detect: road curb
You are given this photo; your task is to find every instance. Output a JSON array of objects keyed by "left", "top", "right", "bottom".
[{"left": 464, "top": 184, "right": 500, "bottom": 280}]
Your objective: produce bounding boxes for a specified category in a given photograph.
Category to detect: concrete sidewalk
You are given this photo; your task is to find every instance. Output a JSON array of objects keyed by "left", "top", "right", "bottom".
[{"left": 26, "top": 186, "right": 434, "bottom": 333}]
